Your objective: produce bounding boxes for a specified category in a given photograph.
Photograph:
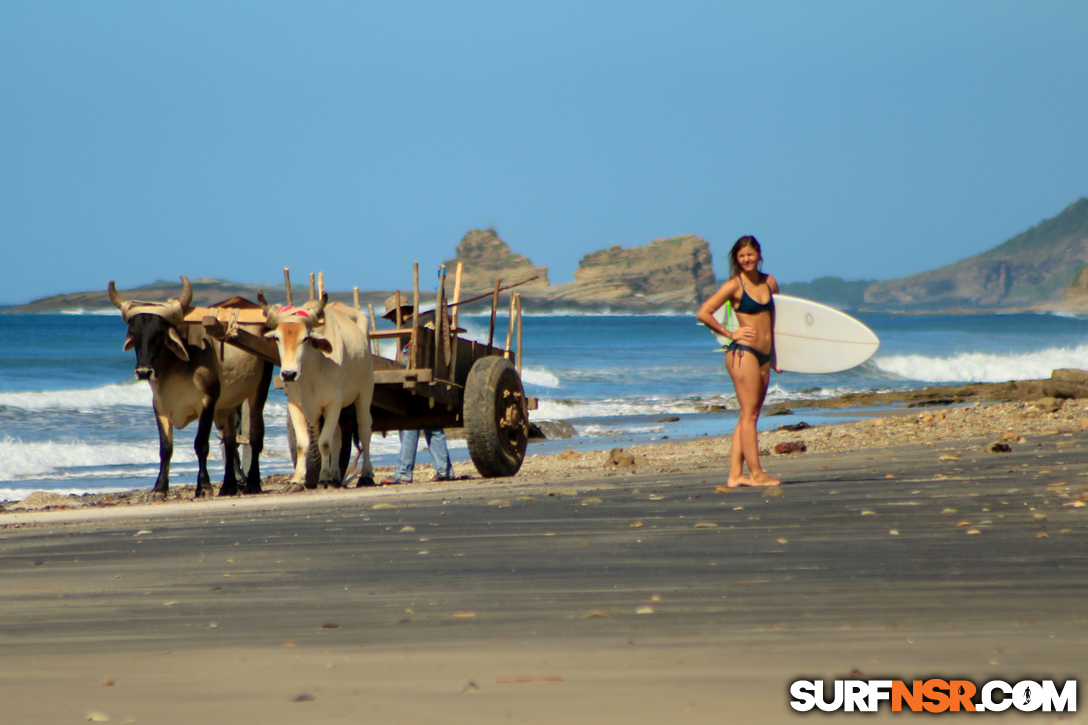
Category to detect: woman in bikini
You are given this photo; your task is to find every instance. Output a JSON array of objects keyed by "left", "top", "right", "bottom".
[{"left": 696, "top": 235, "right": 781, "bottom": 487}]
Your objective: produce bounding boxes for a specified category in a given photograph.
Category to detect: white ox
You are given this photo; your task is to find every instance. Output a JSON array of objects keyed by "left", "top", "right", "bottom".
[{"left": 260, "top": 292, "right": 375, "bottom": 491}]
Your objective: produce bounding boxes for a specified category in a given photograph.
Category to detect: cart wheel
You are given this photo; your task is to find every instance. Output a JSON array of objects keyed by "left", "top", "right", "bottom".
[
  {"left": 464, "top": 356, "right": 528, "bottom": 477},
  {"left": 286, "top": 415, "right": 321, "bottom": 489}
]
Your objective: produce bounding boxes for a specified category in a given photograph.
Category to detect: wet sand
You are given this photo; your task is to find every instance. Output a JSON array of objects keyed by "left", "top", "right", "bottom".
[{"left": 2, "top": 405, "right": 1087, "bottom": 723}]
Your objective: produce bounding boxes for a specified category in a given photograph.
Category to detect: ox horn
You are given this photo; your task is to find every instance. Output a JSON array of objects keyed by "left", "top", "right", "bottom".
[
  {"left": 257, "top": 291, "right": 281, "bottom": 327},
  {"left": 156, "top": 275, "right": 191, "bottom": 326},
  {"left": 178, "top": 275, "right": 193, "bottom": 310},
  {"left": 311, "top": 292, "right": 327, "bottom": 320},
  {"left": 107, "top": 281, "right": 127, "bottom": 310}
]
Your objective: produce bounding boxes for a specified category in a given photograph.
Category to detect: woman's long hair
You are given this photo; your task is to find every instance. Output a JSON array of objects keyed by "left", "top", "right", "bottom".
[{"left": 729, "top": 235, "right": 764, "bottom": 279}]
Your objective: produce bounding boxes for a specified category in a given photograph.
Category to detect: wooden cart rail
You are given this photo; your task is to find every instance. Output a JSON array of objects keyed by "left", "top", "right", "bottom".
[{"left": 191, "top": 263, "right": 536, "bottom": 477}]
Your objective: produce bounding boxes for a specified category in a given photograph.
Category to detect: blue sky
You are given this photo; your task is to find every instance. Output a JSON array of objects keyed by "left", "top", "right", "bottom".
[{"left": 2, "top": 1, "right": 1087, "bottom": 305}]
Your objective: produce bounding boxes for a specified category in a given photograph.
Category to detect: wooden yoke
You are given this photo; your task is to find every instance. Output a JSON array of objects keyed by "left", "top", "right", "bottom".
[{"left": 193, "top": 307, "right": 280, "bottom": 367}]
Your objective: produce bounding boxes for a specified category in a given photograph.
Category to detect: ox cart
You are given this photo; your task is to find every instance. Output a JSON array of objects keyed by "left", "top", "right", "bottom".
[{"left": 184, "top": 263, "right": 536, "bottom": 484}]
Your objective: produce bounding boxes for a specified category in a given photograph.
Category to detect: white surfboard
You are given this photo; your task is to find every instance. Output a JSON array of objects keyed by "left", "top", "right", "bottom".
[{"left": 710, "top": 294, "right": 879, "bottom": 374}]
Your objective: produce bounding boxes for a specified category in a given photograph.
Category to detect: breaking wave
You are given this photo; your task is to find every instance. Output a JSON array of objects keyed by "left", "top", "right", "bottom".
[
  {"left": 873, "top": 344, "right": 1088, "bottom": 383},
  {"left": 0, "top": 438, "right": 166, "bottom": 480},
  {"left": 521, "top": 366, "right": 561, "bottom": 388},
  {"left": 0, "top": 382, "right": 151, "bottom": 411}
]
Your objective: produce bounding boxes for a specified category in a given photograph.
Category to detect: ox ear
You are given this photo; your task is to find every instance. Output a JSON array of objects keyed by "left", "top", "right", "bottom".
[
  {"left": 309, "top": 334, "right": 334, "bottom": 356},
  {"left": 165, "top": 327, "right": 190, "bottom": 361},
  {"left": 123, "top": 331, "right": 136, "bottom": 352}
]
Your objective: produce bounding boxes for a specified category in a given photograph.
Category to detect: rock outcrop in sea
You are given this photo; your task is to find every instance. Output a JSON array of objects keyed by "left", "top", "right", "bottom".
[
  {"left": 443, "top": 229, "right": 550, "bottom": 292},
  {"left": 443, "top": 230, "right": 718, "bottom": 311},
  {"left": 547, "top": 235, "right": 718, "bottom": 308}
]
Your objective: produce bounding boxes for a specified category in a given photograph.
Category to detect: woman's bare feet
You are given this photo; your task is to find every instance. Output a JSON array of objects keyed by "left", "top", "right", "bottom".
[
  {"left": 726, "top": 475, "right": 752, "bottom": 488},
  {"left": 747, "top": 473, "right": 780, "bottom": 487},
  {"left": 727, "top": 473, "right": 780, "bottom": 488}
]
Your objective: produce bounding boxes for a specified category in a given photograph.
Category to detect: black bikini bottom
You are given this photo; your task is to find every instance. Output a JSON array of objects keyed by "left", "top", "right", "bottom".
[{"left": 726, "top": 341, "right": 772, "bottom": 366}]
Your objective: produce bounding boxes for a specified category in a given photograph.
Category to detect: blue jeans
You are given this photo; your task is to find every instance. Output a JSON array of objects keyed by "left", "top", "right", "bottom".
[{"left": 394, "top": 429, "right": 453, "bottom": 482}]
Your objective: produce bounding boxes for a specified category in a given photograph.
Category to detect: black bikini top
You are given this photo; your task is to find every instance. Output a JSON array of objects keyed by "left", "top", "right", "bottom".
[{"left": 735, "top": 277, "right": 774, "bottom": 314}]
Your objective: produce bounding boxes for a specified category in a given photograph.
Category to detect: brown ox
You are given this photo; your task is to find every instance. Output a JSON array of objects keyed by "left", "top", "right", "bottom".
[
  {"left": 260, "top": 292, "right": 374, "bottom": 491},
  {"left": 109, "top": 276, "right": 273, "bottom": 498}
]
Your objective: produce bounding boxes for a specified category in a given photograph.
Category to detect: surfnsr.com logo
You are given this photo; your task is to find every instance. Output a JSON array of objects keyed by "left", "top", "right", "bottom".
[{"left": 790, "top": 679, "right": 1076, "bottom": 713}]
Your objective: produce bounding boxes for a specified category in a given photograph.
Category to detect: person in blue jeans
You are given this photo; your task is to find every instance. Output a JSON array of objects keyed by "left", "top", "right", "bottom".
[
  {"left": 380, "top": 292, "right": 456, "bottom": 484},
  {"left": 390, "top": 429, "right": 454, "bottom": 483}
]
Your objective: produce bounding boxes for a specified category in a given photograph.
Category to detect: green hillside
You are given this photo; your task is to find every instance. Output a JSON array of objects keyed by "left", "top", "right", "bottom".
[
  {"left": 864, "top": 199, "right": 1088, "bottom": 309},
  {"left": 779, "top": 277, "right": 876, "bottom": 310}
]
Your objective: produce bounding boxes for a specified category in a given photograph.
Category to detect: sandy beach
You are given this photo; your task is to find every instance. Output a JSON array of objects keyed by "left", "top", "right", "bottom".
[{"left": 2, "top": 395, "right": 1087, "bottom": 723}]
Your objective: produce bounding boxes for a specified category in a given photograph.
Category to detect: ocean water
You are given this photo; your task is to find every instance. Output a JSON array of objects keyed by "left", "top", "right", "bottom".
[{"left": 2, "top": 309, "right": 1088, "bottom": 501}]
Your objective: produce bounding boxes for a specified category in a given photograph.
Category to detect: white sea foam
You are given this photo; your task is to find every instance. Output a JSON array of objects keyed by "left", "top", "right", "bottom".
[
  {"left": 874, "top": 344, "right": 1088, "bottom": 383},
  {"left": 534, "top": 397, "right": 710, "bottom": 420},
  {"left": 579, "top": 423, "right": 666, "bottom": 437},
  {"left": 532, "top": 384, "right": 893, "bottom": 424},
  {"left": 767, "top": 385, "right": 880, "bottom": 402},
  {"left": 0, "top": 382, "right": 151, "bottom": 411},
  {"left": 0, "top": 438, "right": 167, "bottom": 480},
  {"left": 459, "top": 310, "right": 691, "bottom": 318},
  {"left": 261, "top": 429, "right": 465, "bottom": 462},
  {"left": 58, "top": 308, "right": 118, "bottom": 316},
  {"left": 1034, "top": 310, "right": 1086, "bottom": 319},
  {"left": 521, "top": 367, "right": 561, "bottom": 388},
  {"left": 0, "top": 426, "right": 435, "bottom": 487}
]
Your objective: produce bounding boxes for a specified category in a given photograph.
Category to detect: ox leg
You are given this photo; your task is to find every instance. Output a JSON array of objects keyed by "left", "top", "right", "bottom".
[
  {"left": 152, "top": 410, "right": 174, "bottom": 500},
  {"left": 286, "top": 401, "right": 311, "bottom": 493},
  {"left": 317, "top": 407, "right": 341, "bottom": 487},
  {"left": 330, "top": 419, "right": 344, "bottom": 488},
  {"left": 337, "top": 405, "right": 356, "bottom": 486},
  {"left": 216, "top": 408, "right": 240, "bottom": 497},
  {"left": 354, "top": 392, "right": 375, "bottom": 488},
  {"left": 193, "top": 403, "right": 217, "bottom": 498},
  {"left": 242, "top": 362, "right": 273, "bottom": 495}
]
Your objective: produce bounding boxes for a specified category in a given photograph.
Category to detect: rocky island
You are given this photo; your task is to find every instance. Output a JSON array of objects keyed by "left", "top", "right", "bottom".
[{"left": 441, "top": 229, "right": 718, "bottom": 312}]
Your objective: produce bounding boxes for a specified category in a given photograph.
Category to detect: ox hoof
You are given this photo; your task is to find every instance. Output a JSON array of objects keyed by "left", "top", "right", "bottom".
[
  {"left": 218, "top": 486, "right": 239, "bottom": 497},
  {"left": 242, "top": 485, "right": 262, "bottom": 495},
  {"left": 356, "top": 476, "right": 376, "bottom": 488},
  {"left": 285, "top": 482, "right": 306, "bottom": 494}
]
